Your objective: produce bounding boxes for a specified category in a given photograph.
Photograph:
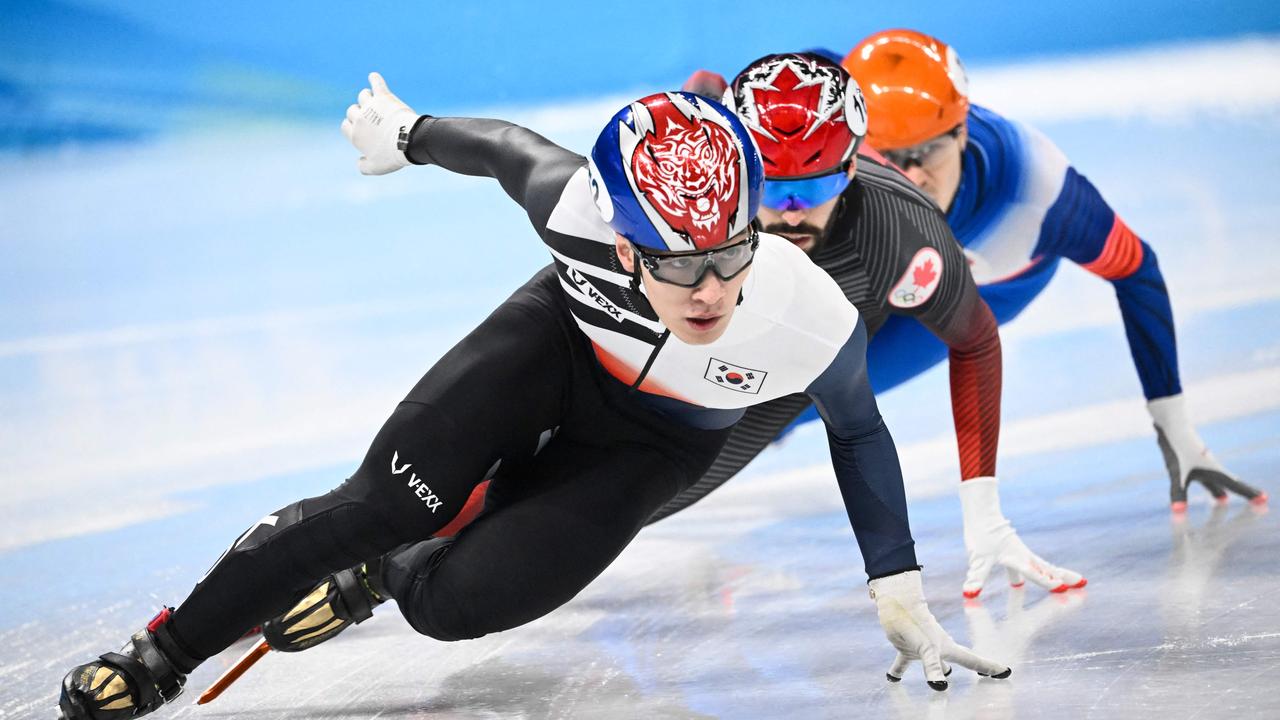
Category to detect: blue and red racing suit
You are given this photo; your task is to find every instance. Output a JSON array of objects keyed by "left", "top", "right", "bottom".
[{"left": 863, "top": 104, "right": 1180, "bottom": 401}]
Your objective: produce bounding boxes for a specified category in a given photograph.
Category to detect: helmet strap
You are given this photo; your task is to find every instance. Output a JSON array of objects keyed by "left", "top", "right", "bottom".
[{"left": 629, "top": 258, "right": 644, "bottom": 295}]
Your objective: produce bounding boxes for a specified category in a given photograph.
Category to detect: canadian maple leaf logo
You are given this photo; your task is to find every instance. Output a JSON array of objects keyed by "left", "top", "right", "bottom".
[
  {"left": 912, "top": 258, "right": 938, "bottom": 288},
  {"left": 888, "top": 249, "right": 943, "bottom": 309}
]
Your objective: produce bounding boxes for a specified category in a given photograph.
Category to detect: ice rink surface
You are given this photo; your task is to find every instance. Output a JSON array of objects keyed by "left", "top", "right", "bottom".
[{"left": 3, "top": 38, "right": 1279, "bottom": 719}]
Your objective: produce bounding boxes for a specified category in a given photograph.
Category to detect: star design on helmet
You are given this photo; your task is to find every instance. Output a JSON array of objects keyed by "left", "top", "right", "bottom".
[
  {"left": 616, "top": 92, "right": 743, "bottom": 251},
  {"left": 737, "top": 56, "right": 846, "bottom": 142}
]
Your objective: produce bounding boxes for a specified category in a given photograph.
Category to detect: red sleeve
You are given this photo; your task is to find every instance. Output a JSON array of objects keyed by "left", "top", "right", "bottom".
[
  {"left": 856, "top": 159, "right": 1002, "bottom": 480},
  {"left": 942, "top": 291, "right": 1002, "bottom": 480}
]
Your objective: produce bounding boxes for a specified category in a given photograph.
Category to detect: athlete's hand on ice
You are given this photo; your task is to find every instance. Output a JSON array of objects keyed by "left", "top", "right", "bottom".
[
  {"left": 1149, "top": 394, "right": 1268, "bottom": 512},
  {"left": 342, "top": 72, "right": 421, "bottom": 176},
  {"left": 959, "top": 477, "right": 1086, "bottom": 598},
  {"left": 869, "top": 569, "right": 1011, "bottom": 690}
]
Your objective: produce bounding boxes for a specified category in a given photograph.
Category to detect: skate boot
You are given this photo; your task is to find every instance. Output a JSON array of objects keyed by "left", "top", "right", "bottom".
[
  {"left": 59, "top": 608, "right": 198, "bottom": 719},
  {"left": 261, "top": 558, "right": 386, "bottom": 652}
]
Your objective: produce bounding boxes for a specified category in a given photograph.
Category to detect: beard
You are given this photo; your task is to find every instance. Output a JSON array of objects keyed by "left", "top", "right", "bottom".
[{"left": 762, "top": 220, "right": 829, "bottom": 254}]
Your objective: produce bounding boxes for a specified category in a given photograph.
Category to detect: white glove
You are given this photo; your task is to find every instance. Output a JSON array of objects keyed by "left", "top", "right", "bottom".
[
  {"left": 959, "top": 477, "right": 1086, "bottom": 598},
  {"left": 869, "top": 569, "right": 1011, "bottom": 690},
  {"left": 1149, "top": 394, "right": 1267, "bottom": 511},
  {"left": 341, "top": 72, "right": 420, "bottom": 176}
]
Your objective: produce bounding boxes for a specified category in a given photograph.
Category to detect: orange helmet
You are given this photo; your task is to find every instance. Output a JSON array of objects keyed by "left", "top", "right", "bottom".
[{"left": 842, "top": 29, "right": 970, "bottom": 151}]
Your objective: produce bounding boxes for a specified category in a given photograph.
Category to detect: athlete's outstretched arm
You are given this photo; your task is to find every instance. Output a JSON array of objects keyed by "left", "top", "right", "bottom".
[
  {"left": 1034, "top": 166, "right": 1266, "bottom": 508},
  {"left": 403, "top": 117, "right": 581, "bottom": 230},
  {"left": 807, "top": 317, "right": 1010, "bottom": 688},
  {"left": 342, "top": 72, "right": 583, "bottom": 233},
  {"left": 1035, "top": 167, "right": 1181, "bottom": 399},
  {"left": 879, "top": 189, "right": 1003, "bottom": 482},
  {"left": 878, "top": 192, "right": 1086, "bottom": 597},
  {"left": 807, "top": 317, "right": 915, "bottom": 578}
]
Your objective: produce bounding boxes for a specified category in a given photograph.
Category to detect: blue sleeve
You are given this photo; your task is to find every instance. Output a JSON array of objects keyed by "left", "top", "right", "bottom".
[
  {"left": 1033, "top": 167, "right": 1182, "bottom": 399},
  {"left": 806, "top": 317, "right": 919, "bottom": 579},
  {"left": 1111, "top": 246, "right": 1181, "bottom": 398},
  {"left": 1032, "top": 166, "right": 1114, "bottom": 262}
]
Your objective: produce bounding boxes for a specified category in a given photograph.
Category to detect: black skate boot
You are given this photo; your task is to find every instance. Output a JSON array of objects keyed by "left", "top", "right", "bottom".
[
  {"left": 261, "top": 558, "right": 386, "bottom": 652},
  {"left": 59, "top": 608, "right": 198, "bottom": 719}
]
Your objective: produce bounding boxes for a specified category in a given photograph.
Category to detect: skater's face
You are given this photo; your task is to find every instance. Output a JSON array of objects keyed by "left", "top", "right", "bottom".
[
  {"left": 615, "top": 231, "right": 753, "bottom": 345},
  {"left": 755, "top": 162, "right": 856, "bottom": 255},
  {"left": 883, "top": 124, "right": 967, "bottom": 212}
]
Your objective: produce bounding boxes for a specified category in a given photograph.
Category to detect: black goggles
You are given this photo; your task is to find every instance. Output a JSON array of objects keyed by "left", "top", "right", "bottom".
[{"left": 632, "top": 229, "right": 760, "bottom": 288}]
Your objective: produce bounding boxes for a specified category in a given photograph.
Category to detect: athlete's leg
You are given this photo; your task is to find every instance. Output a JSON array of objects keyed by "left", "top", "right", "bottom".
[
  {"left": 381, "top": 426, "right": 728, "bottom": 641},
  {"left": 165, "top": 269, "right": 574, "bottom": 663}
]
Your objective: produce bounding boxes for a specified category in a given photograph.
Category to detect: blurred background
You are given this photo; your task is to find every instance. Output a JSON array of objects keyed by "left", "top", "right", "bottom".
[
  {"left": 2, "top": 2, "right": 1279, "bottom": 716},
  {"left": 4, "top": 0, "right": 1280, "bottom": 148}
]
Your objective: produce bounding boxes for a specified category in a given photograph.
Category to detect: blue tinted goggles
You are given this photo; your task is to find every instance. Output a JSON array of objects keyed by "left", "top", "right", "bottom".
[{"left": 761, "top": 168, "right": 852, "bottom": 211}]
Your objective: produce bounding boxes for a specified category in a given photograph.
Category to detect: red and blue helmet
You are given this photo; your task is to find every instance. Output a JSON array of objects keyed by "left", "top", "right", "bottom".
[
  {"left": 589, "top": 91, "right": 763, "bottom": 252},
  {"left": 727, "top": 53, "right": 867, "bottom": 211}
]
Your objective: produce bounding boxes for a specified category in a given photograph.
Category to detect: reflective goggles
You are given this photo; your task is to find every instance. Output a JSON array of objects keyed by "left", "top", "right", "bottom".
[
  {"left": 633, "top": 229, "right": 760, "bottom": 287},
  {"left": 882, "top": 127, "right": 961, "bottom": 171},
  {"left": 761, "top": 166, "right": 853, "bottom": 211}
]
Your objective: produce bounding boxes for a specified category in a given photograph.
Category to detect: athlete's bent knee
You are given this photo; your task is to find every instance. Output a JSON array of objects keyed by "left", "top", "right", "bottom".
[{"left": 381, "top": 538, "right": 504, "bottom": 642}]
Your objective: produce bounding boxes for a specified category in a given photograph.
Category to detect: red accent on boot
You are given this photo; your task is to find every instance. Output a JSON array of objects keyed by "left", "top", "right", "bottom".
[{"left": 146, "top": 607, "right": 174, "bottom": 633}]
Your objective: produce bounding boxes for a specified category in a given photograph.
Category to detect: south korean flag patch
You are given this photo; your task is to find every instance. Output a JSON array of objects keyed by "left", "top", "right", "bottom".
[{"left": 705, "top": 358, "right": 767, "bottom": 394}]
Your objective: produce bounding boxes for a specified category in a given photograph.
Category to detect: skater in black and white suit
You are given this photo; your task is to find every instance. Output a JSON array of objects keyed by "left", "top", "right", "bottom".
[{"left": 57, "top": 76, "right": 1008, "bottom": 720}]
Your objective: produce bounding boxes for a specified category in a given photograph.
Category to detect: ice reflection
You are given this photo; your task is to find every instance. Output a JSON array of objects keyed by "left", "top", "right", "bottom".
[{"left": 1162, "top": 502, "right": 1267, "bottom": 637}]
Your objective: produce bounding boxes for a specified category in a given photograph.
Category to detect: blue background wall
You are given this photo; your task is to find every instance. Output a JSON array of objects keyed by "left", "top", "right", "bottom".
[{"left": 3, "top": 0, "right": 1279, "bottom": 149}]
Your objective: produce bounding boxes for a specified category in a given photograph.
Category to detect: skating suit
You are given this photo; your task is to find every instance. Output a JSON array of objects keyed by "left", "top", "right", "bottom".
[{"left": 868, "top": 104, "right": 1181, "bottom": 401}]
